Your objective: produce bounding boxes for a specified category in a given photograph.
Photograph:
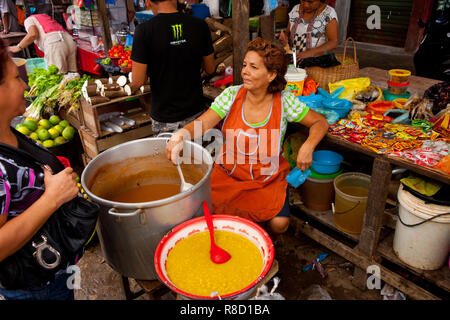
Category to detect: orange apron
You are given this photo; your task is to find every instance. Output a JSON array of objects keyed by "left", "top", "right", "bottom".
[{"left": 211, "top": 86, "right": 290, "bottom": 222}]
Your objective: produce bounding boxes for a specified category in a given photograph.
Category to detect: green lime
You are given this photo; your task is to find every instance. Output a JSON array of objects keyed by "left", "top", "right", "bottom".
[
  {"left": 17, "top": 126, "right": 30, "bottom": 136},
  {"left": 49, "top": 115, "right": 61, "bottom": 126},
  {"left": 15, "top": 123, "right": 25, "bottom": 130},
  {"left": 36, "top": 125, "right": 45, "bottom": 132},
  {"left": 59, "top": 120, "right": 69, "bottom": 128},
  {"left": 37, "top": 128, "right": 50, "bottom": 141},
  {"left": 23, "top": 119, "right": 38, "bottom": 132},
  {"left": 42, "top": 140, "right": 54, "bottom": 148},
  {"left": 54, "top": 136, "right": 67, "bottom": 145},
  {"left": 48, "top": 127, "right": 60, "bottom": 139},
  {"left": 36, "top": 140, "right": 43, "bottom": 145},
  {"left": 38, "top": 119, "right": 52, "bottom": 130},
  {"left": 62, "top": 126, "right": 75, "bottom": 140},
  {"left": 75, "top": 175, "right": 80, "bottom": 183},
  {"left": 53, "top": 124, "right": 63, "bottom": 133},
  {"left": 29, "top": 132, "right": 39, "bottom": 140}
]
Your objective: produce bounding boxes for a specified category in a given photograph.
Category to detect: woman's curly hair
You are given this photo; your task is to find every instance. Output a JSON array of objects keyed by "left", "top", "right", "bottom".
[
  {"left": 246, "top": 37, "right": 288, "bottom": 93},
  {"left": 0, "top": 39, "right": 9, "bottom": 84}
]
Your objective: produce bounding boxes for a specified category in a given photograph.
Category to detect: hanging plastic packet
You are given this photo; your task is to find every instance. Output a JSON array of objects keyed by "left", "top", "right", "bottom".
[{"left": 286, "top": 168, "right": 311, "bottom": 188}]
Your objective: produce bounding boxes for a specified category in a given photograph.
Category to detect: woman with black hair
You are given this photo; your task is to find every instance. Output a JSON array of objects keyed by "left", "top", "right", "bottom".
[
  {"left": 0, "top": 39, "right": 79, "bottom": 300},
  {"left": 279, "top": 0, "right": 338, "bottom": 65}
]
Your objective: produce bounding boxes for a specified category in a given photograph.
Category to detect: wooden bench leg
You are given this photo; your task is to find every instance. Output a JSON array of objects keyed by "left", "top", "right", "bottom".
[
  {"left": 352, "top": 156, "right": 392, "bottom": 290},
  {"left": 121, "top": 276, "right": 145, "bottom": 300}
]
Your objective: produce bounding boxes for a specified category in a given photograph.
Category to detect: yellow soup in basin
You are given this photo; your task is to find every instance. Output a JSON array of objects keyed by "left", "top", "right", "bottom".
[{"left": 166, "top": 230, "right": 263, "bottom": 297}]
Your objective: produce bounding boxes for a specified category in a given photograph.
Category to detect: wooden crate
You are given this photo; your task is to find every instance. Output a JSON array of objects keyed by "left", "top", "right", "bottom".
[
  {"left": 80, "top": 92, "right": 151, "bottom": 138},
  {"left": 58, "top": 106, "right": 84, "bottom": 130},
  {"left": 79, "top": 117, "right": 153, "bottom": 159},
  {"left": 81, "top": 152, "right": 92, "bottom": 167}
]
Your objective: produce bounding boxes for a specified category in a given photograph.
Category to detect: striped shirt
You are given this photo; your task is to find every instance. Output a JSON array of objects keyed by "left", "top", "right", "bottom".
[{"left": 0, "top": 138, "right": 46, "bottom": 218}]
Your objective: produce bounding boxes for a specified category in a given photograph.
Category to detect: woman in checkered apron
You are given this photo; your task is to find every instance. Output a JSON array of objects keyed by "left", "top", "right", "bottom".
[{"left": 279, "top": 0, "right": 338, "bottom": 66}]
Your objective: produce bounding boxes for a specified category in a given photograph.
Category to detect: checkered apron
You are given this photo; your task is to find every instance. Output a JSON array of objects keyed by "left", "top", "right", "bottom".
[{"left": 290, "top": 8, "right": 319, "bottom": 53}]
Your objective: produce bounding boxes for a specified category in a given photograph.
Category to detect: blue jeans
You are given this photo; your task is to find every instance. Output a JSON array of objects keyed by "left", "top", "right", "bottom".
[{"left": 0, "top": 272, "right": 74, "bottom": 300}]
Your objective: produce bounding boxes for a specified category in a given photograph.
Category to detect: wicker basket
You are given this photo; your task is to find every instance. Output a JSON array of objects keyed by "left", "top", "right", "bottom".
[{"left": 305, "top": 37, "right": 359, "bottom": 91}]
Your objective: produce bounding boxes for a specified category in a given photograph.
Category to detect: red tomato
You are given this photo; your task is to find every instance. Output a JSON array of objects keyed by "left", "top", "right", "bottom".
[
  {"left": 118, "top": 45, "right": 124, "bottom": 51},
  {"left": 128, "top": 62, "right": 132, "bottom": 68}
]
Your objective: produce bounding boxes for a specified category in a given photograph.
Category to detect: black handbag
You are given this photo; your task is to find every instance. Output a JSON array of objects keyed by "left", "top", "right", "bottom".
[
  {"left": 0, "top": 130, "right": 99, "bottom": 290},
  {"left": 297, "top": 53, "right": 341, "bottom": 68}
]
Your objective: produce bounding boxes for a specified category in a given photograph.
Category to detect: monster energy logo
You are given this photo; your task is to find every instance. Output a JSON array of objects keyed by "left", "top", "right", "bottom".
[{"left": 171, "top": 24, "right": 183, "bottom": 41}]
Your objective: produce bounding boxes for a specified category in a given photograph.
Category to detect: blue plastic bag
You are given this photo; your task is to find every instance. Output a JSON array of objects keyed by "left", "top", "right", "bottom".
[{"left": 286, "top": 168, "right": 311, "bottom": 188}]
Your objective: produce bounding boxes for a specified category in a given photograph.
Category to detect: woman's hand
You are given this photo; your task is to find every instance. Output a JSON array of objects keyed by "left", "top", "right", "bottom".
[
  {"left": 42, "top": 166, "right": 79, "bottom": 208},
  {"left": 165, "top": 132, "right": 184, "bottom": 165},
  {"left": 296, "top": 143, "right": 314, "bottom": 172},
  {"left": 8, "top": 45, "right": 22, "bottom": 53},
  {"left": 296, "top": 50, "right": 315, "bottom": 63}
]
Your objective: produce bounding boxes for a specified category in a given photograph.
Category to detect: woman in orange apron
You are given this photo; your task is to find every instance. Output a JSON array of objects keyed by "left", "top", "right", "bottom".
[{"left": 166, "top": 38, "right": 328, "bottom": 236}]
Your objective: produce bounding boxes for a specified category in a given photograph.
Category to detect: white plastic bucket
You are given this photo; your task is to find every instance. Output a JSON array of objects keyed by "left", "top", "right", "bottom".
[
  {"left": 393, "top": 185, "right": 450, "bottom": 270},
  {"left": 285, "top": 68, "right": 307, "bottom": 97}
]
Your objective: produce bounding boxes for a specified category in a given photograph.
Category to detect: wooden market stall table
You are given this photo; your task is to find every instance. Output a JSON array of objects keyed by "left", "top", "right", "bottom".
[
  {"left": 0, "top": 32, "right": 30, "bottom": 57},
  {"left": 291, "top": 68, "right": 449, "bottom": 300},
  {"left": 202, "top": 67, "right": 449, "bottom": 300}
]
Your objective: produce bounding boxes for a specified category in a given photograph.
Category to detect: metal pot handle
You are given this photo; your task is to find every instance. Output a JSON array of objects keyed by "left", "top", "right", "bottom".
[
  {"left": 108, "top": 208, "right": 142, "bottom": 217},
  {"left": 157, "top": 132, "right": 174, "bottom": 139}
]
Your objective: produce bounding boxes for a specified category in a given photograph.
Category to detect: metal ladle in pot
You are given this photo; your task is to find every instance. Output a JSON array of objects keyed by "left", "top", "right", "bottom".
[{"left": 176, "top": 159, "right": 194, "bottom": 192}]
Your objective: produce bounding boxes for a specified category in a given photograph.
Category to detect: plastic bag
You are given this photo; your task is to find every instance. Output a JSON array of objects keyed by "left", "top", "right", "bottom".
[
  {"left": 435, "top": 156, "right": 450, "bottom": 174},
  {"left": 204, "top": 0, "right": 220, "bottom": 18},
  {"left": 328, "top": 77, "right": 371, "bottom": 100},
  {"left": 286, "top": 168, "right": 311, "bottom": 188},
  {"left": 251, "top": 277, "right": 285, "bottom": 300},
  {"left": 262, "top": 0, "right": 278, "bottom": 15},
  {"left": 302, "top": 77, "right": 319, "bottom": 96}
]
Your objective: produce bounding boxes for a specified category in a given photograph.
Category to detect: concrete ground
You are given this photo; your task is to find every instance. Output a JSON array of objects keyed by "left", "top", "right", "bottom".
[{"left": 73, "top": 221, "right": 382, "bottom": 301}]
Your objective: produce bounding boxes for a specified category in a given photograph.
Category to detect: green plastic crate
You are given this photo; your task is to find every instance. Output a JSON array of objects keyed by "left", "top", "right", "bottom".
[{"left": 26, "top": 58, "right": 47, "bottom": 74}]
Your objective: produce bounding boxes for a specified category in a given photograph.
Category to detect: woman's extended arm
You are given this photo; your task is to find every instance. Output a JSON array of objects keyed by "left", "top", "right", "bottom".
[
  {"left": 296, "top": 109, "right": 329, "bottom": 171},
  {"left": 7, "top": 25, "right": 39, "bottom": 53},
  {"left": 165, "top": 109, "right": 222, "bottom": 162}
]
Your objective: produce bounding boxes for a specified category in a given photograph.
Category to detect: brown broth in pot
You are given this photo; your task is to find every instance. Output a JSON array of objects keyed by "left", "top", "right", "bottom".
[
  {"left": 110, "top": 184, "right": 181, "bottom": 203},
  {"left": 88, "top": 154, "right": 206, "bottom": 203}
]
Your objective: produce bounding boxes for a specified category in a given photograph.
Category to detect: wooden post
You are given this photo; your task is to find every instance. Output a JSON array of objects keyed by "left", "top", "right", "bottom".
[
  {"left": 96, "top": 0, "right": 113, "bottom": 53},
  {"left": 260, "top": 10, "right": 275, "bottom": 41},
  {"left": 352, "top": 156, "right": 392, "bottom": 289},
  {"left": 232, "top": 0, "right": 249, "bottom": 85}
]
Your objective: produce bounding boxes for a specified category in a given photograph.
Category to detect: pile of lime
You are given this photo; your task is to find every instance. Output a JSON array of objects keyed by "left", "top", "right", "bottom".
[{"left": 15, "top": 115, "right": 76, "bottom": 148}]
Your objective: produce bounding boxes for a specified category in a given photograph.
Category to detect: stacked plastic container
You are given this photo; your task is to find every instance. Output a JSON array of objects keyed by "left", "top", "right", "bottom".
[{"left": 387, "top": 69, "right": 411, "bottom": 96}]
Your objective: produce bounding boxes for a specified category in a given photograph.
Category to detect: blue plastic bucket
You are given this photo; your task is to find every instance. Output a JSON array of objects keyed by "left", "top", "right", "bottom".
[
  {"left": 311, "top": 150, "right": 344, "bottom": 174},
  {"left": 191, "top": 4, "right": 210, "bottom": 19},
  {"left": 26, "top": 58, "right": 47, "bottom": 74}
]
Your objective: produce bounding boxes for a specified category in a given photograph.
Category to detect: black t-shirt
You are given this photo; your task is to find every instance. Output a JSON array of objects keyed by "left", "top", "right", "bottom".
[{"left": 131, "top": 12, "right": 214, "bottom": 123}]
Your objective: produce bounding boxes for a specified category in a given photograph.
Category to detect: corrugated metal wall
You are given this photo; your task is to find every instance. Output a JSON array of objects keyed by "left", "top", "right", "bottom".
[{"left": 348, "top": 0, "right": 414, "bottom": 48}]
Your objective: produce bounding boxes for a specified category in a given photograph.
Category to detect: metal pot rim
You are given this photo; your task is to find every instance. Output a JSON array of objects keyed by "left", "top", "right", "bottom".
[{"left": 81, "top": 137, "right": 213, "bottom": 210}]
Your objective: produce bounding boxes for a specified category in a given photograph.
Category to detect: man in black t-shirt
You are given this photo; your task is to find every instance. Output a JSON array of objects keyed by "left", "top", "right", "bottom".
[{"left": 130, "top": 0, "right": 215, "bottom": 134}]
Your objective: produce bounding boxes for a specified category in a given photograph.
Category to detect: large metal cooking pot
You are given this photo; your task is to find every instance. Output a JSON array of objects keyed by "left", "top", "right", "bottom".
[{"left": 81, "top": 137, "right": 213, "bottom": 280}]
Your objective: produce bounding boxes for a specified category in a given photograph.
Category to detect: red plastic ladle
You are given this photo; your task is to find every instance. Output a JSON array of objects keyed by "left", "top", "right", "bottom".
[{"left": 203, "top": 201, "right": 231, "bottom": 264}]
